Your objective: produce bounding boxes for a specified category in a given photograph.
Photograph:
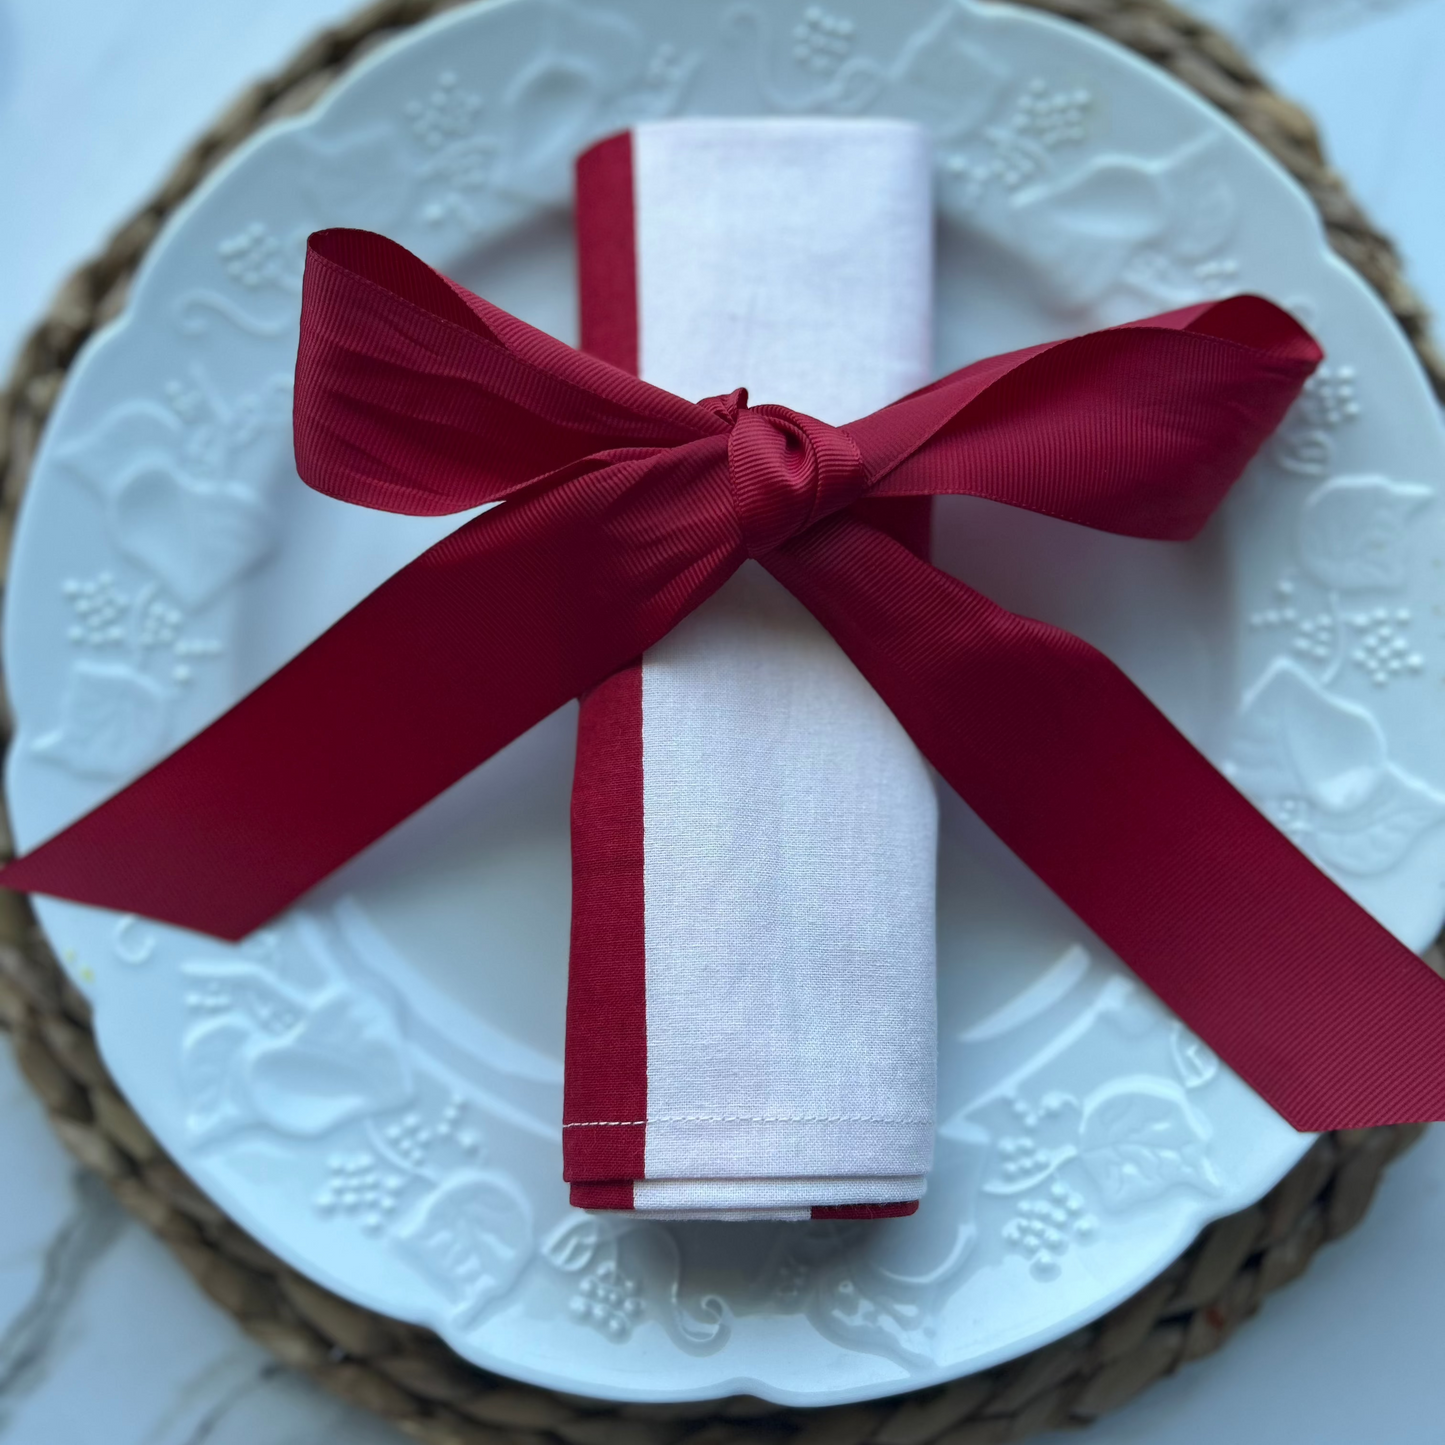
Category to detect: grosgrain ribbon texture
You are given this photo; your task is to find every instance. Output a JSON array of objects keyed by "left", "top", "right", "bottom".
[{"left": 5, "top": 227, "right": 1445, "bottom": 1132}]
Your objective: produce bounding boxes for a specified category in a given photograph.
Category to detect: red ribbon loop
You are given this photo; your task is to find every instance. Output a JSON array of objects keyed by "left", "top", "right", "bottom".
[{"left": 9, "top": 228, "right": 1445, "bottom": 1131}]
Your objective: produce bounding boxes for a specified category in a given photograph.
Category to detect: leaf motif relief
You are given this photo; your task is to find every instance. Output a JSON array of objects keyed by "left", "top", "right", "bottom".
[
  {"left": 885, "top": 7, "right": 1010, "bottom": 136},
  {"left": 60, "top": 371, "right": 291, "bottom": 493},
  {"left": 1225, "top": 660, "right": 1445, "bottom": 874},
  {"left": 501, "top": 12, "right": 695, "bottom": 189},
  {"left": 110, "top": 462, "right": 275, "bottom": 609},
  {"left": 503, "top": 56, "right": 602, "bottom": 180},
  {"left": 970, "top": 1074, "right": 1219, "bottom": 1279},
  {"left": 179, "top": 965, "right": 303, "bottom": 1142},
  {"left": 1151, "top": 133, "right": 1235, "bottom": 260},
  {"left": 180, "top": 963, "right": 414, "bottom": 1141},
  {"left": 56, "top": 401, "right": 182, "bottom": 494},
  {"left": 50, "top": 372, "right": 285, "bottom": 666},
  {"left": 1077, "top": 1079, "right": 1220, "bottom": 1209},
  {"left": 169, "top": 374, "right": 293, "bottom": 479},
  {"left": 396, "top": 1171, "right": 533, "bottom": 1322},
  {"left": 1298, "top": 474, "right": 1434, "bottom": 591},
  {"left": 1170, "top": 1024, "right": 1220, "bottom": 1090},
  {"left": 1306, "top": 769, "right": 1445, "bottom": 875},
  {"left": 415, "top": 0, "right": 696, "bottom": 221},
  {"left": 1229, "top": 660, "right": 1386, "bottom": 811},
  {"left": 31, "top": 661, "right": 171, "bottom": 779},
  {"left": 543, "top": 1214, "right": 603, "bottom": 1273},
  {"left": 181, "top": 1020, "right": 257, "bottom": 1139},
  {"left": 1009, "top": 135, "right": 1236, "bottom": 309},
  {"left": 1009, "top": 163, "right": 1158, "bottom": 306},
  {"left": 246, "top": 991, "right": 414, "bottom": 1135}
]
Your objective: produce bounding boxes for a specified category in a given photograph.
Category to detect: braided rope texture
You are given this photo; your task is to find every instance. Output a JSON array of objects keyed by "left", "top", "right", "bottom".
[{"left": 0, "top": 1, "right": 1438, "bottom": 1440}]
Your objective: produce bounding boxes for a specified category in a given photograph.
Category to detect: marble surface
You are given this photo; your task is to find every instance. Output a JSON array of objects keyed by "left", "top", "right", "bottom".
[{"left": 1, "top": 0, "right": 1444, "bottom": 1439}]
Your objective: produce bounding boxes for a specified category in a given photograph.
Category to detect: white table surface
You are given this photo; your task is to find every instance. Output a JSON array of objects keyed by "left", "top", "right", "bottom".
[{"left": 2, "top": 1, "right": 1444, "bottom": 1439}]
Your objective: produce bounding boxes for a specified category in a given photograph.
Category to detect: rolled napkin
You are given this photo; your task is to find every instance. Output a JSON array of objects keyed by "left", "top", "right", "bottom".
[{"left": 563, "top": 119, "right": 939, "bottom": 1221}]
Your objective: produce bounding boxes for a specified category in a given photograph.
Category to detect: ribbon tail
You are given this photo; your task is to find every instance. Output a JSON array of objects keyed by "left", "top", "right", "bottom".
[
  {"left": 765, "top": 515, "right": 1445, "bottom": 1131},
  {"left": 2, "top": 448, "right": 741, "bottom": 940}
]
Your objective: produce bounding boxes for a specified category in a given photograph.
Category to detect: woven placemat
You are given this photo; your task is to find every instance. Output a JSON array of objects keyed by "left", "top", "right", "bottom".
[{"left": 0, "top": 2, "right": 1439, "bottom": 1440}]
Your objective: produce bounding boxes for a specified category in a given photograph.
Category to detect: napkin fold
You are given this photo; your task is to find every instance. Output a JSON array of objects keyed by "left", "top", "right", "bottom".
[{"left": 564, "top": 119, "right": 939, "bottom": 1221}]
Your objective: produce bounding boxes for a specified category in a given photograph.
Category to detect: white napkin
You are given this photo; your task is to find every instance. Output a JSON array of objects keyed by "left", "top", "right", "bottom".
[{"left": 565, "top": 118, "right": 938, "bottom": 1220}]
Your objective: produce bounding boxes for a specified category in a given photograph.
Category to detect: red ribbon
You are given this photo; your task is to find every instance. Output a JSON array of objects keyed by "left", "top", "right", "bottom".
[{"left": 6, "top": 228, "right": 1445, "bottom": 1131}]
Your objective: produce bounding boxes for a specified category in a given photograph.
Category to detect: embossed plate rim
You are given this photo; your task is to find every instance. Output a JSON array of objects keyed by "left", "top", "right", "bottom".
[{"left": 6, "top": 0, "right": 1445, "bottom": 1406}]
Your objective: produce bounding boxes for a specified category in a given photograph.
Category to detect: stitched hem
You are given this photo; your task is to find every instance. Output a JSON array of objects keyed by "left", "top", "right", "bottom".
[{"left": 564, "top": 1113, "right": 933, "bottom": 1127}]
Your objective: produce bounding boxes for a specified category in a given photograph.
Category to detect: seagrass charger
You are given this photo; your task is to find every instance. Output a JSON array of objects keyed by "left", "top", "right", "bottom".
[{"left": 1, "top": 0, "right": 1441, "bottom": 1439}]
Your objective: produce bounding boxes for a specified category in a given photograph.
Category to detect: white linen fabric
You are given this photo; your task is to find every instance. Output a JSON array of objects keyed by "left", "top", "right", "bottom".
[{"left": 626, "top": 118, "right": 939, "bottom": 1218}]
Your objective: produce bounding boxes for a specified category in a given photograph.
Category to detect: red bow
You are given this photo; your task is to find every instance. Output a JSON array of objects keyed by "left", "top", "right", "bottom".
[{"left": 7, "top": 228, "right": 1445, "bottom": 1131}]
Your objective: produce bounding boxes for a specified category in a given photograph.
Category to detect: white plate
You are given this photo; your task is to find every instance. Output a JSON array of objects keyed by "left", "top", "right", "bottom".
[{"left": 7, "top": 0, "right": 1445, "bottom": 1407}]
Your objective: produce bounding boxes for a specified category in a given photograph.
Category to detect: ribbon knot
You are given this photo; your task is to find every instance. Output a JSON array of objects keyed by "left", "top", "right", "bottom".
[{"left": 723, "top": 398, "right": 869, "bottom": 557}]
